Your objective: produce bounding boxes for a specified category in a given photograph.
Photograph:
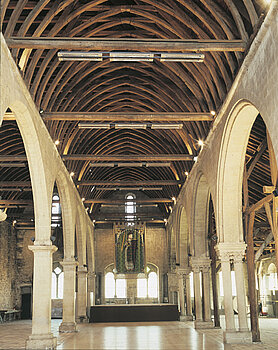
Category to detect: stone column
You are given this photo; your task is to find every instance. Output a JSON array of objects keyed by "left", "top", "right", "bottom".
[
  {"left": 202, "top": 265, "right": 213, "bottom": 324},
  {"left": 178, "top": 271, "right": 185, "bottom": 317},
  {"left": 77, "top": 266, "right": 88, "bottom": 322},
  {"left": 185, "top": 272, "right": 193, "bottom": 320},
  {"left": 87, "top": 272, "right": 96, "bottom": 308},
  {"left": 233, "top": 251, "right": 252, "bottom": 341},
  {"left": 216, "top": 243, "right": 252, "bottom": 344},
  {"left": 59, "top": 259, "right": 78, "bottom": 333},
  {"left": 192, "top": 266, "right": 202, "bottom": 323},
  {"left": 26, "top": 244, "right": 57, "bottom": 349}
]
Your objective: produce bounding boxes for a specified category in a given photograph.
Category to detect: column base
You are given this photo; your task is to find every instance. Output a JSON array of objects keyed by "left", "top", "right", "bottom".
[
  {"left": 59, "top": 322, "right": 78, "bottom": 333},
  {"left": 77, "top": 316, "right": 88, "bottom": 323},
  {"left": 26, "top": 334, "right": 57, "bottom": 349},
  {"left": 180, "top": 315, "right": 193, "bottom": 321},
  {"left": 194, "top": 320, "right": 214, "bottom": 329},
  {"left": 223, "top": 330, "right": 252, "bottom": 344}
]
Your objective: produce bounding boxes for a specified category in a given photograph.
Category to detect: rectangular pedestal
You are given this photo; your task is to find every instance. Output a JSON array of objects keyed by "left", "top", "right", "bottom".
[{"left": 90, "top": 304, "right": 179, "bottom": 323}]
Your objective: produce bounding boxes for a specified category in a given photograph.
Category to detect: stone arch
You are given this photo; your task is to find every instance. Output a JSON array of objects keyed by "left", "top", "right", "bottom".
[
  {"left": 217, "top": 100, "right": 260, "bottom": 243},
  {"left": 192, "top": 173, "right": 210, "bottom": 257},
  {"left": 3, "top": 102, "right": 54, "bottom": 243}
]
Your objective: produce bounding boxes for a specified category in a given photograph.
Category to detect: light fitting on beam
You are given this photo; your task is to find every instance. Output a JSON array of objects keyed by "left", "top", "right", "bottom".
[
  {"left": 89, "top": 162, "right": 171, "bottom": 168},
  {"left": 95, "top": 187, "right": 163, "bottom": 191},
  {"left": 78, "top": 123, "right": 110, "bottom": 129},
  {"left": 110, "top": 52, "right": 154, "bottom": 62},
  {"left": 58, "top": 51, "right": 102, "bottom": 61},
  {"left": 151, "top": 123, "right": 183, "bottom": 129},
  {"left": 0, "top": 163, "right": 26, "bottom": 168},
  {"left": 115, "top": 123, "right": 147, "bottom": 129},
  {"left": 160, "top": 53, "right": 204, "bottom": 62},
  {"left": 78, "top": 122, "right": 183, "bottom": 129},
  {"left": 57, "top": 51, "right": 205, "bottom": 63}
]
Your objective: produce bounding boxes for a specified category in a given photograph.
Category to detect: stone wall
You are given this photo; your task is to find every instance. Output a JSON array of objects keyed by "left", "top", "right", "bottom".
[
  {"left": 95, "top": 224, "right": 168, "bottom": 303},
  {"left": 0, "top": 222, "right": 17, "bottom": 309},
  {"left": 0, "top": 222, "right": 35, "bottom": 310}
]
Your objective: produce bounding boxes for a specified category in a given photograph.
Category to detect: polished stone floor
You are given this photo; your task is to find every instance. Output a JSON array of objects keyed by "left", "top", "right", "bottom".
[{"left": 0, "top": 317, "right": 278, "bottom": 350}]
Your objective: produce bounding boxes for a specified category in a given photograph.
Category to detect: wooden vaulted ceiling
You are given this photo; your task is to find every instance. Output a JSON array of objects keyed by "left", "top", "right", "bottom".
[{"left": 0, "top": 0, "right": 272, "bottom": 226}]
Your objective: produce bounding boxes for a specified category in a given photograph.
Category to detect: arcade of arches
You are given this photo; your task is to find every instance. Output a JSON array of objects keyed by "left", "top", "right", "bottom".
[{"left": 1, "top": 1, "right": 278, "bottom": 349}]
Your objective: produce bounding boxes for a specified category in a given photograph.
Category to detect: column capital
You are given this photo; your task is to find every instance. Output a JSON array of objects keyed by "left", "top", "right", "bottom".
[
  {"left": 215, "top": 242, "right": 246, "bottom": 262},
  {"left": 61, "top": 259, "right": 79, "bottom": 270},
  {"left": 190, "top": 257, "right": 211, "bottom": 271},
  {"left": 28, "top": 244, "right": 57, "bottom": 254},
  {"left": 177, "top": 267, "right": 191, "bottom": 276},
  {"left": 87, "top": 271, "right": 96, "bottom": 278},
  {"left": 77, "top": 265, "right": 88, "bottom": 274}
]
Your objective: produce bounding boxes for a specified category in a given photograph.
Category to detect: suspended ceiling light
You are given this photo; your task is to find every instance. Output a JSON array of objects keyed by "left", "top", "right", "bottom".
[
  {"left": 115, "top": 123, "right": 147, "bottom": 129},
  {"left": 160, "top": 53, "right": 204, "bottom": 62},
  {"left": 94, "top": 186, "right": 162, "bottom": 190},
  {"left": 89, "top": 162, "right": 171, "bottom": 167},
  {"left": 78, "top": 122, "right": 183, "bottom": 129},
  {"left": 57, "top": 51, "right": 205, "bottom": 63},
  {"left": 110, "top": 52, "right": 154, "bottom": 62},
  {"left": 151, "top": 123, "right": 183, "bottom": 129},
  {"left": 78, "top": 123, "right": 110, "bottom": 129}
]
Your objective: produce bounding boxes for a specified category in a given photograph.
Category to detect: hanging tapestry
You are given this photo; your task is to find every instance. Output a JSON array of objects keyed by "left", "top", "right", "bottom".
[{"left": 115, "top": 227, "right": 145, "bottom": 273}]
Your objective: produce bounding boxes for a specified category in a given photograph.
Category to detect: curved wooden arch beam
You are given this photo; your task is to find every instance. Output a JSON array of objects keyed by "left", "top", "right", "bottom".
[
  {"left": 0, "top": 0, "right": 10, "bottom": 31},
  {"left": 242, "top": 0, "right": 258, "bottom": 28},
  {"left": 223, "top": 0, "right": 249, "bottom": 41},
  {"left": 17, "top": 0, "right": 77, "bottom": 72},
  {"left": 4, "top": 0, "right": 28, "bottom": 38},
  {"left": 67, "top": 78, "right": 186, "bottom": 114},
  {"left": 73, "top": 82, "right": 184, "bottom": 113},
  {"left": 146, "top": 0, "right": 237, "bottom": 73},
  {"left": 83, "top": 88, "right": 173, "bottom": 113},
  {"left": 64, "top": 63, "right": 199, "bottom": 112}
]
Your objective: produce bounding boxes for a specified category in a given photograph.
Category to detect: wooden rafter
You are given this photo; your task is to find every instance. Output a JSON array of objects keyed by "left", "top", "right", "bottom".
[
  {"left": 6, "top": 37, "right": 247, "bottom": 52},
  {"left": 41, "top": 112, "right": 214, "bottom": 122}
]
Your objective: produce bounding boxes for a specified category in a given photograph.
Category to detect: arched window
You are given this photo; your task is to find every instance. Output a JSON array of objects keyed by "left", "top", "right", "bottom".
[
  {"left": 51, "top": 265, "right": 63, "bottom": 299},
  {"left": 52, "top": 194, "right": 61, "bottom": 227},
  {"left": 105, "top": 272, "right": 115, "bottom": 298},
  {"left": 105, "top": 271, "right": 127, "bottom": 299},
  {"left": 125, "top": 193, "right": 136, "bottom": 223},
  {"left": 137, "top": 265, "right": 158, "bottom": 298}
]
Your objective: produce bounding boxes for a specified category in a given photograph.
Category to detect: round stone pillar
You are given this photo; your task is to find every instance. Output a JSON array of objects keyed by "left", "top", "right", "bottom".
[
  {"left": 192, "top": 266, "right": 202, "bottom": 322},
  {"left": 59, "top": 259, "right": 78, "bottom": 333},
  {"left": 185, "top": 272, "right": 193, "bottom": 319},
  {"left": 178, "top": 271, "right": 185, "bottom": 316},
  {"left": 233, "top": 251, "right": 252, "bottom": 342},
  {"left": 77, "top": 266, "right": 88, "bottom": 322},
  {"left": 26, "top": 244, "right": 57, "bottom": 349},
  {"left": 202, "top": 266, "right": 212, "bottom": 322}
]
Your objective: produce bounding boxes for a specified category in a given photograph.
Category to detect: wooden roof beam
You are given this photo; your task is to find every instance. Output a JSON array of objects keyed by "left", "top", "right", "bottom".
[
  {"left": 41, "top": 112, "right": 214, "bottom": 122},
  {"left": 64, "top": 154, "right": 193, "bottom": 161},
  {"left": 84, "top": 198, "right": 173, "bottom": 204},
  {"left": 6, "top": 37, "right": 246, "bottom": 52},
  {"left": 77, "top": 180, "right": 182, "bottom": 186}
]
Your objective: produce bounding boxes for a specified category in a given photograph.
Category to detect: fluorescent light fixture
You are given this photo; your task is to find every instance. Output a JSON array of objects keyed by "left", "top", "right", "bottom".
[
  {"left": 0, "top": 163, "right": 26, "bottom": 167},
  {"left": 151, "top": 123, "right": 183, "bottom": 129},
  {"left": 90, "top": 162, "right": 171, "bottom": 167},
  {"left": 78, "top": 123, "right": 110, "bottom": 129},
  {"left": 58, "top": 51, "right": 102, "bottom": 61},
  {"left": 160, "top": 53, "right": 204, "bottom": 62},
  {"left": 110, "top": 52, "right": 154, "bottom": 62},
  {"left": 90, "top": 163, "right": 115, "bottom": 167},
  {"left": 57, "top": 51, "right": 204, "bottom": 62},
  {"left": 115, "top": 123, "right": 147, "bottom": 129},
  {"left": 145, "top": 162, "right": 171, "bottom": 167}
]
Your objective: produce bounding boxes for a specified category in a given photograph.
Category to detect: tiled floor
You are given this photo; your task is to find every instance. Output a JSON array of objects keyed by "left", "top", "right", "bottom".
[{"left": 0, "top": 317, "right": 278, "bottom": 350}]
